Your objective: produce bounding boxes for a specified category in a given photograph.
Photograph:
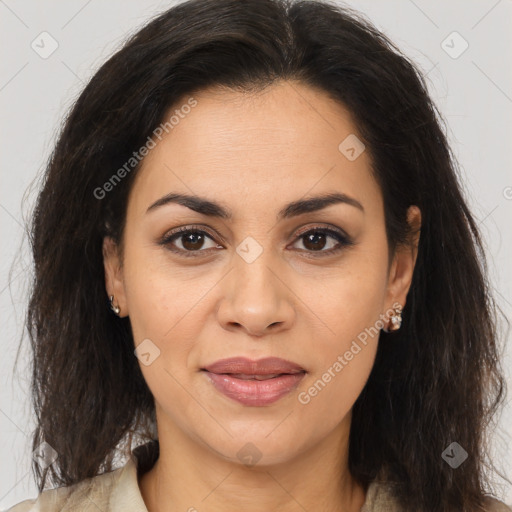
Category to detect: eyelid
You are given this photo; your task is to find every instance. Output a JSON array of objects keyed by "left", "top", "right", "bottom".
[
  {"left": 159, "top": 225, "right": 221, "bottom": 255},
  {"left": 161, "top": 224, "right": 220, "bottom": 244},
  {"left": 159, "top": 223, "right": 354, "bottom": 256},
  {"left": 293, "top": 223, "right": 350, "bottom": 240},
  {"left": 289, "top": 225, "right": 355, "bottom": 254}
]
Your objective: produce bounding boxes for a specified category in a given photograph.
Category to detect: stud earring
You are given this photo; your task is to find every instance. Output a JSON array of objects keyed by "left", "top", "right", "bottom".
[
  {"left": 109, "top": 295, "right": 121, "bottom": 316},
  {"left": 383, "top": 303, "right": 402, "bottom": 333}
]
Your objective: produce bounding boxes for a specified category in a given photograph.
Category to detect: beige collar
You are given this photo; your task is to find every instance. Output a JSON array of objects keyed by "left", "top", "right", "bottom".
[{"left": 107, "top": 439, "right": 397, "bottom": 511}]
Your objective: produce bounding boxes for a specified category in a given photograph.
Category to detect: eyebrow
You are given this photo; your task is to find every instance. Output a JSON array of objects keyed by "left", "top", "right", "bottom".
[{"left": 146, "top": 191, "right": 364, "bottom": 219}]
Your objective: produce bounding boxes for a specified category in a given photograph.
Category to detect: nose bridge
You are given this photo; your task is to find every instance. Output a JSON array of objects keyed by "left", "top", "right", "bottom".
[
  {"left": 232, "top": 236, "right": 281, "bottom": 302},
  {"left": 217, "top": 235, "right": 294, "bottom": 334}
]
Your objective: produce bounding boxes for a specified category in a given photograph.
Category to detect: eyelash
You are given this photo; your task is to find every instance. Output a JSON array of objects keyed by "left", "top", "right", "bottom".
[{"left": 159, "top": 224, "right": 354, "bottom": 258}]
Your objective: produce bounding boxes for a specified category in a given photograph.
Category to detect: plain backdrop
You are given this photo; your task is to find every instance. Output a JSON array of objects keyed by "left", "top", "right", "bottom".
[{"left": 1, "top": 0, "right": 511, "bottom": 509}]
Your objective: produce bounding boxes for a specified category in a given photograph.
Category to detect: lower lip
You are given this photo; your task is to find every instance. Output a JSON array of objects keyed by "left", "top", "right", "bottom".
[{"left": 203, "top": 371, "right": 306, "bottom": 406}]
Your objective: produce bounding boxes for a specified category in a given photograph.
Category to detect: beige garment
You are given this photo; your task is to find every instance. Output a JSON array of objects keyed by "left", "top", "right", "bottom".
[{"left": 7, "top": 440, "right": 511, "bottom": 512}]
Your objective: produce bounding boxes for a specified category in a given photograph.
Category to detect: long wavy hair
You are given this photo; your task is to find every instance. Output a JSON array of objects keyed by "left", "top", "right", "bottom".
[{"left": 17, "top": 0, "right": 509, "bottom": 510}]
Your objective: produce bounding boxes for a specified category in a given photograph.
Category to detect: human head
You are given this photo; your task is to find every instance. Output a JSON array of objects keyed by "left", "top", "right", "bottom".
[{"left": 26, "top": 1, "right": 505, "bottom": 511}]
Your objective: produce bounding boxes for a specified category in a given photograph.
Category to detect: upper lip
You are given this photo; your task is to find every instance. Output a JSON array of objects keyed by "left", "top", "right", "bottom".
[{"left": 202, "top": 357, "right": 305, "bottom": 375}]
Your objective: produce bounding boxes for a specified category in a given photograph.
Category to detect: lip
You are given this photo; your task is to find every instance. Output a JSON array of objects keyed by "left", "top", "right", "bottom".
[
  {"left": 201, "top": 357, "right": 306, "bottom": 406},
  {"left": 202, "top": 356, "right": 305, "bottom": 375}
]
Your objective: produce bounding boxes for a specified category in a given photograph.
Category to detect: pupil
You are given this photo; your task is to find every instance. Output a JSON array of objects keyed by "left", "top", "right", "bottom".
[
  {"left": 183, "top": 232, "right": 204, "bottom": 250},
  {"left": 179, "top": 232, "right": 329, "bottom": 252},
  {"left": 304, "top": 232, "right": 326, "bottom": 251}
]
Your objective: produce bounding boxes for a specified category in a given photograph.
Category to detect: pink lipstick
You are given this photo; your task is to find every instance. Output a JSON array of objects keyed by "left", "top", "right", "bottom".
[{"left": 202, "top": 357, "right": 306, "bottom": 406}]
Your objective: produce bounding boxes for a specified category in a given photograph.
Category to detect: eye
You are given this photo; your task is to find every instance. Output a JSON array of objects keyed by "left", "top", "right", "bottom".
[
  {"left": 160, "top": 225, "right": 221, "bottom": 257},
  {"left": 290, "top": 227, "right": 354, "bottom": 256},
  {"left": 159, "top": 225, "right": 354, "bottom": 258}
]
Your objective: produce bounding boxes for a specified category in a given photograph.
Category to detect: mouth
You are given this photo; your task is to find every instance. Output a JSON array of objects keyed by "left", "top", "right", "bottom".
[
  {"left": 200, "top": 358, "right": 306, "bottom": 406},
  {"left": 201, "top": 356, "right": 306, "bottom": 375},
  {"left": 219, "top": 373, "right": 299, "bottom": 380}
]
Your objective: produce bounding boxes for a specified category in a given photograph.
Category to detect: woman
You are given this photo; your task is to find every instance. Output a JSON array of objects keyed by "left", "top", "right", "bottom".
[{"left": 8, "top": 0, "right": 511, "bottom": 510}]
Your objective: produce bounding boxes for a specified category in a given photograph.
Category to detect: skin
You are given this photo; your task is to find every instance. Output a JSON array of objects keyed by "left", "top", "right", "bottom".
[{"left": 103, "top": 80, "right": 421, "bottom": 512}]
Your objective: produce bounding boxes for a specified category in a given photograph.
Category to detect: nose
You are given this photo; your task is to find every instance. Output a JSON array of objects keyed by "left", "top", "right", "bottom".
[{"left": 216, "top": 253, "right": 296, "bottom": 337}]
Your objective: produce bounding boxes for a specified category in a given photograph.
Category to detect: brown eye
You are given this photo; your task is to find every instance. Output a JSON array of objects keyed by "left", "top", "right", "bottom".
[
  {"left": 160, "top": 225, "right": 353, "bottom": 259},
  {"left": 291, "top": 228, "right": 353, "bottom": 255},
  {"left": 161, "top": 227, "right": 221, "bottom": 257},
  {"left": 301, "top": 231, "right": 330, "bottom": 251},
  {"left": 178, "top": 231, "right": 207, "bottom": 251}
]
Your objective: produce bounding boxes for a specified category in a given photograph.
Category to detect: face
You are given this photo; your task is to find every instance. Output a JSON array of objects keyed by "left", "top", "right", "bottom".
[{"left": 104, "top": 80, "right": 420, "bottom": 466}]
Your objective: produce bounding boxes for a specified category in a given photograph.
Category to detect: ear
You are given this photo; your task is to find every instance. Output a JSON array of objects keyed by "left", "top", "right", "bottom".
[
  {"left": 385, "top": 205, "right": 421, "bottom": 310},
  {"left": 103, "top": 236, "right": 128, "bottom": 317}
]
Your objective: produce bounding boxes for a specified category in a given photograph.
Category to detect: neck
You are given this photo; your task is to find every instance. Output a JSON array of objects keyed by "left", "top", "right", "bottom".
[{"left": 138, "top": 411, "right": 366, "bottom": 512}]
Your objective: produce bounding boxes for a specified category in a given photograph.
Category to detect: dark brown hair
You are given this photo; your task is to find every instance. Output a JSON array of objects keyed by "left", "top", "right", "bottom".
[{"left": 17, "top": 0, "right": 509, "bottom": 510}]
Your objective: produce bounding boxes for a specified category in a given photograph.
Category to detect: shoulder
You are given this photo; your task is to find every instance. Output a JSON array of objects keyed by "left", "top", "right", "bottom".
[
  {"left": 362, "top": 478, "right": 512, "bottom": 512},
  {"left": 5, "top": 465, "right": 125, "bottom": 512},
  {"left": 6, "top": 439, "right": 159, "bottom": 512},
  {"left": 483, "top": 496, "right": 512, "bottom": 512}
]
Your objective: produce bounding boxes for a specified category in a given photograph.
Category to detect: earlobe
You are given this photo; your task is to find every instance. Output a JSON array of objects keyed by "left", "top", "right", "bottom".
[{"left": 102, "top": 236, "right": 128, "bottom": 317}]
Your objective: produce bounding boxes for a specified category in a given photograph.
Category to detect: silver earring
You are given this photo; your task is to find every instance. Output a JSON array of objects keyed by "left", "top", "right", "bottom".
[
  {"left": 383, "top": 303, "right": 402, "bottom": 333},
  {"left": 109, "top": 295, "right": 121, "bottom": 316}
]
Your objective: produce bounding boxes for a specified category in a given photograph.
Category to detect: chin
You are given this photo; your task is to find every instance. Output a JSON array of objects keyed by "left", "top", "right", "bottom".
[{"left": 203, "top": 428, "right": 311, "bottom": 468}]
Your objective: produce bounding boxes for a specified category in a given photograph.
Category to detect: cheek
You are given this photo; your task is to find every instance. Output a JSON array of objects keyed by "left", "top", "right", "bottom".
[
  {"left": 123, "top": 252, "right": 205, "bottom": 422},
  {"left": 295, "top": 286, "right": 382, "bottom": 431},
  {"left": 296, "top": 242, "right": 389, "bottom": 346},
  {"left": 122, "top": 243, "right": 204, "bottom": 342},
  {"left": 295, "top": 340, "right": 377, "bottom": 443},
  {"left": 121, "top": 246, "right": 219, "bottom": 393},
  {"left": 292, "top": 244, "right": 387, "bottom": 417}
]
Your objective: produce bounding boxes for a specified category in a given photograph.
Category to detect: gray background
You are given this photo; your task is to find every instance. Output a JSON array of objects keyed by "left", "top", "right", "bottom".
[{"left": 1, "top": 0, "right": 511, "bottom": 509}]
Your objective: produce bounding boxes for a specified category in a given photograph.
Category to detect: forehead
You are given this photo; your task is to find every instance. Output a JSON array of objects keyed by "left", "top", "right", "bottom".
[{"left": 128, "top": 80, "right": 382, "bottom": 218}]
